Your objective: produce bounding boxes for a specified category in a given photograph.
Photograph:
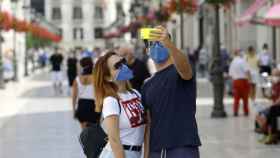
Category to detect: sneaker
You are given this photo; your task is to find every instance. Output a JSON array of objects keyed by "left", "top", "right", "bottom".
[
  {"left": 258, "top": 135, "right": 268, "bottom": 143},
  {"left": 264, "top": 134, "right": 279, "bottom": 145}
]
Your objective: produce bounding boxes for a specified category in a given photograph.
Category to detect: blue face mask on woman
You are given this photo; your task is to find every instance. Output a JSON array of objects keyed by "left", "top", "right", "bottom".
[
  {"left": 149, "top": 42, "right": 169, "bottom": 64},
  {"left": 115, "top": 64, "right": 134, "bottom": 81}
]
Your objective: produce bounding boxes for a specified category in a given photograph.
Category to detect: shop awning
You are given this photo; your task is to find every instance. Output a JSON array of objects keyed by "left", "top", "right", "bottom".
[
  {"left": 236, "top": 0, "right": 267, "bottom": 27},
  {"left": 264, "top": 3, "right": 280, "bottom": 26}
]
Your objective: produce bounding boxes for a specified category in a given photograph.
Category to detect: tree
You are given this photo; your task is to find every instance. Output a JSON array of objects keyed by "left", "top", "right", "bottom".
[{"left": 26, "top": 33, "right": 52, "bottom": 49}]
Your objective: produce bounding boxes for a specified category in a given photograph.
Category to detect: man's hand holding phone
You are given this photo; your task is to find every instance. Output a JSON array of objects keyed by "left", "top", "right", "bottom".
[{"left": 140, "top": 26, "right": 171, "bottom": 48}]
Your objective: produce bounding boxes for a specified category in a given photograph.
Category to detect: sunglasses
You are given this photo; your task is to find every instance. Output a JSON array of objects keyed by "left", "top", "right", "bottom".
[{"left": 114, "top": 58, "right": 127, "bottom": 70}]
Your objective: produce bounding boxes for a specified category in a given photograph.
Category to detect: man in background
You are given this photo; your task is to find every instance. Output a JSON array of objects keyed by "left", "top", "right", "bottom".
[
  {"left": 118, "top": 42, "right": 150, "bottom": 91},
  {"left": 49, "top": 48, "right": 64, "bottom": 94}
]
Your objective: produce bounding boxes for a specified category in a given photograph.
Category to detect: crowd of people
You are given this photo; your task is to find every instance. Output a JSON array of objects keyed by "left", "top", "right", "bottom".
[
  {"left": 222, "top": 44, "right": 279, "bottom": 144},
  {"left": 189, "top": 42, "right": 280, "bottom": 145}
]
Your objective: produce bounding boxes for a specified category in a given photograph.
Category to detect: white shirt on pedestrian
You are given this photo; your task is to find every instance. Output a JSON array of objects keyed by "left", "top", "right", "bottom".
[
  {"left": 258, "top": 51, "right": 272, "bottom": 66},
  {"left": 102, "top": 90, "right": 145, "bottom": 149},
  {"left": 229, "top": 56, "right": 250, "bottom": 80},
  {"left": 76, "top": 77, "right": 94, "bottom": 100}
]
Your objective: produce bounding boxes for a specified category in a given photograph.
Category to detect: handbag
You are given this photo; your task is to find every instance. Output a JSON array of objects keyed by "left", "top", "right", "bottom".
[{"left": 79, "top": 123, "right": 107, "bottom": 158}]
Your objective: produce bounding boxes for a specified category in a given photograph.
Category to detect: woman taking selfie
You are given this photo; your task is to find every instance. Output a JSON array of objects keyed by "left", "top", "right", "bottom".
[{"left": 93, "top": 52, "right": 145, "bottom": 158}]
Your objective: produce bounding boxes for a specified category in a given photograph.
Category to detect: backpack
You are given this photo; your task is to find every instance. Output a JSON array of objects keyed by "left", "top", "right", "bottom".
[
  {"left": 79, "top": 90, "right": 140, "bottom": 158},
  {"left": 79, "top": 96, "right": 122, "bottom": 158},
  {"left": 79, "top": 123, "right": 107, "bottom": 158}
]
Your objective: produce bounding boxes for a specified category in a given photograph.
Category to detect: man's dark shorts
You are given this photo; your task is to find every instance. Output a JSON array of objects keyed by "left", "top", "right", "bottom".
[{"left": 149, "top": 147, "right": 200, "bottom": 158}]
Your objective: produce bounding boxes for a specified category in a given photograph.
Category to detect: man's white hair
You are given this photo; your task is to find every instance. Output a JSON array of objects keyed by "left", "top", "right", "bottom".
[{"left": 119, "top": 41, "right": 135, "bottom": 51}]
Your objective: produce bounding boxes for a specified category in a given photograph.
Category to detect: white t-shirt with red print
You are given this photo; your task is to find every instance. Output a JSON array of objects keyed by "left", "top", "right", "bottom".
[{"left": 102, "top": 90, "right": 145, "bottom": 148}]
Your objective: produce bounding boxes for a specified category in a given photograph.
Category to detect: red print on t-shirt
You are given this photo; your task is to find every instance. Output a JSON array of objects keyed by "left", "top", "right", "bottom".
[{"left": 121, "top": 97, "right": 145, "bottom": 128}]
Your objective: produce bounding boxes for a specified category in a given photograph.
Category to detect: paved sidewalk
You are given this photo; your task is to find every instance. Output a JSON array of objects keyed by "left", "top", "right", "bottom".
[
  {"left": 0, "top": 73, "right": 38, "bottom": 127},
  {"left": 0, "top": 73, "right": 279, "bottom": 158},
  {"left": 0, "top": 70, "right": 71, "bottom": 127}
]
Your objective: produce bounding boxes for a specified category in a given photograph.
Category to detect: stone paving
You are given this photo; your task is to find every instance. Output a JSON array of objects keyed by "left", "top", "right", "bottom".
[{"left": 0, "top": 73, "right": 279, "bottom": 158}]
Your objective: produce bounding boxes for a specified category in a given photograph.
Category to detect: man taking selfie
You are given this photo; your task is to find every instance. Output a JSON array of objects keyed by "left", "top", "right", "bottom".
[{"left": 142, "top": 26, "right": 201, "bottom": 158}]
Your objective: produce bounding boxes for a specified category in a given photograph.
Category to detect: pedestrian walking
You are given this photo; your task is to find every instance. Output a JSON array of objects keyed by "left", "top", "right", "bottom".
[
  {"left": 82, "top": 48, "right": 94, "bottom": 59},
  {"left": 49, "top": 48, "right": 64, "bottom": 94},
  {"left": 258, "top": 43, "right": 272, "bottom": 75},
  {"left": 187, "top": 46, "right": 198, "bottom": 76},
  {"left": 67, "top": 50, "right": 78, "bottom": 92},
  {"left": 72, "top": 57, "right": 100, "bottom": 129},
  {"left": 118, "top": 42, "right": 150, "bottom": 91},
  {"left": 198, "top": 47, "right": 209, "bottom": 78},
  {"left": 245, "top": 46, "right": 259, "bottom": 106},
  {"left": 3, "top": 52, "right": 13, "bottom": 82},
  {"left": 93, "top": 52, "right": 145, "bottom": 158},
  {"left": 39, "top": 48, "right": 48, "bottom": 69},
  {"left": 229, "top": 50, "right": 251, "bottom": 116},
  {"left": 141, "top": 26, "right": 201, "bottom": 158},
  {"left": 221, "top": 46, "right": 232, "bottom": 96}
]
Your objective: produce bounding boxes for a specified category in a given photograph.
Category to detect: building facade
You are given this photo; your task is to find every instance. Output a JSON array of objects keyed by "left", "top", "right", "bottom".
[
  {"left": 1, "top": 0, "right": 28, "bottom": 80},
  {"left": 168, "top": 0, "right": 280, "bottom": 63},
  {"left": 45, "top": 0, "right": 132, "bottom": 50}
]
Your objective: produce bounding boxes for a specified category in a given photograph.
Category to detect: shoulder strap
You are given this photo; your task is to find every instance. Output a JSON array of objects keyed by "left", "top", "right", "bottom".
[{"left": 116, "top": 96, "right": 122, "bottom": 114}]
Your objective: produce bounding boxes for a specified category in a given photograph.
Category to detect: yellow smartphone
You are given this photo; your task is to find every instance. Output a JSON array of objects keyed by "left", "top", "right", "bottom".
[{"left": 140, "top": 28, "right": 160, "bottom": 40}]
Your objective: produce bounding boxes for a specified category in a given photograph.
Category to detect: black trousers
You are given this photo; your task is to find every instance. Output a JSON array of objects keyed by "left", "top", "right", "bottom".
[
  {"left": 259, "top": 66, "right": 271, "bottom": 75},
  {"left": 267, "top": 105, "right": 280, "bottom": 133}
]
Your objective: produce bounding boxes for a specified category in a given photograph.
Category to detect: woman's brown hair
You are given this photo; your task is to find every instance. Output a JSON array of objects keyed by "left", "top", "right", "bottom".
[{"left": 93, "top": 51, "right": 132, "bottom": 112}]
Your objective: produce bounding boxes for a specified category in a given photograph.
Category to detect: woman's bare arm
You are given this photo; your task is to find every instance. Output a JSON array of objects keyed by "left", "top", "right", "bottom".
[
  {"left": 72, "top": 80, "right": 78, "bottom": 117},
  {"left": 104, "top": 115, "right": 125, "bottom": 158}
]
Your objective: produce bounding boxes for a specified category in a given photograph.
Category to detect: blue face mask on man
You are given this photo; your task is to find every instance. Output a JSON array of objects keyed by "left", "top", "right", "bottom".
[
  {"left": 115, "top": 64, "right": 134, "bottom": 81},
  {"left": 149, "top": 42, "right": 169, "bottom": 64}
]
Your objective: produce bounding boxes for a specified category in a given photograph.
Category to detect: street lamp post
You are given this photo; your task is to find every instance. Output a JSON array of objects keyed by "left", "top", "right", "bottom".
[
  {"left": 23, "top": 2, "right": 30, "bottom": 77},
  {"left": 271, "top": 0, "right": 277, "bottom": 64},
  {"left": 0, "top": 0, "right": 5, "bottom": 89},
  {"left": 198, "top": 5, "right": 204, "bottom": 47},
  {"left": 210, "top": 4, "right": 227, "bottom": 118},
  {"left": 179, "top": 1, "right": 185, "bottom": 50},
  {"left": 11, "top": 0, "right": 18, "bottom": 81}
]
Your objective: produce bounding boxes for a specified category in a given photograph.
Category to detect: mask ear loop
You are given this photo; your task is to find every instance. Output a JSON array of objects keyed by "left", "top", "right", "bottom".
[
  {"left": 114, "top": 64, "right": 126, "bottom": 81},
  {"left": 113, "top": 69, "right": 120, "bottom": 81}
]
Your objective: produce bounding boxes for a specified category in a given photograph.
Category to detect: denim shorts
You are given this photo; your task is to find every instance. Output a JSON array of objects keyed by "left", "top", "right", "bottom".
[{"left": 99, "top": 148, "right": 141, "bottom": 158}]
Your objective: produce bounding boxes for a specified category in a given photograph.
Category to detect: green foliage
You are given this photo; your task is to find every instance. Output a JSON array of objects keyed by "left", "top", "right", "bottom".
[
  {"left": 206, "top": 0, "right": 232, "bottom": 4},
  {"left": 26, "top": 33, "right": 52, "bottom": 49}
]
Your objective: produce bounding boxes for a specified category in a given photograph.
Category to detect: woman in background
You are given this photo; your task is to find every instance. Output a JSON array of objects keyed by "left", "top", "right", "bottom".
[
  {"left": 72, "top": 57, "right": 100, "bottom": 128},
  {"left": 245, "top": 46, "right": 259, "bottom": 106},
  {"left": 67, "top": 50, "right": 78, "bottom": 90}
]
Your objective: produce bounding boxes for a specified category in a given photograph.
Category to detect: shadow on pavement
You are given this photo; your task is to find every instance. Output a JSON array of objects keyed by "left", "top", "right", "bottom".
[
  {"left": 30, "top": 70, "right": 53, "bottom": 82},
  {"left": 0, "top": 111, "right": 83, "bottom": 158},
  {"left": 20, "top": 85, "right": 70, "bottom": 98}
]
